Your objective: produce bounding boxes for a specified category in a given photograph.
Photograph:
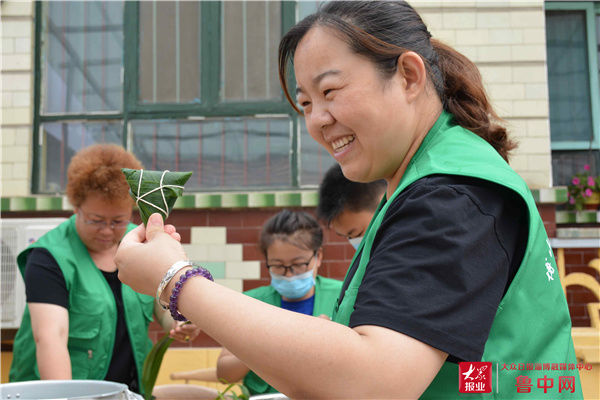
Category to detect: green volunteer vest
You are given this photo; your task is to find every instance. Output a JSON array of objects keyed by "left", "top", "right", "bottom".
[
  {"left": 9, "top": 215, "right": 154, "bottom": 392},
  {"left": 242, "top": 276, "right": 343, "bottom": 395},
  {"left": 332, "top": 111, "right": 582, "bottom": 399}
]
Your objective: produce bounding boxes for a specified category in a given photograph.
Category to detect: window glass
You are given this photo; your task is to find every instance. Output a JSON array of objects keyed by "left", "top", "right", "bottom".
[
  {"left": 597, "top": 14, "right": 600, "bottom": 91},
  {"left": 130, "top": 117, "right": 291, "bottom": 190},
  {"left": 221, "top": 1, "right": 281, "bottom": 101},
  {"left": 552, "top": 150, "right": 599, "bottom": 186},
  {"left": 298, "top": 1, "right": 322, "bottom": 19},
  {"left": 139, "top": 1, "right": 201, "bottom": 104},
  {"left": 37, "top": 121, "right": 123, "bottom": 193},
  {"left": 546, "top": 10, "right": 593, "bottom": 143},
  {"left": 42, "top": 1, "right": 124, "bottom": 114}
]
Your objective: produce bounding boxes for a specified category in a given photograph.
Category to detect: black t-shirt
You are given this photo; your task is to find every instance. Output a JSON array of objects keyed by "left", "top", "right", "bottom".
[
  {"left": 341, "top": 174, "right": 528, "bottom": 363},
  {"left": 25, "top": 248, "right": 140, "bottom": 393}
]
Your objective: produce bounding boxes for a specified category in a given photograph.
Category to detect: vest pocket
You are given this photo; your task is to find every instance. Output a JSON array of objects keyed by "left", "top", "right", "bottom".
[
  {"left": 68, "top": 310, "right": 102, "bottom": 379},
  {"left": 139, "top": 295, "right": 155, "bottom": 323}
]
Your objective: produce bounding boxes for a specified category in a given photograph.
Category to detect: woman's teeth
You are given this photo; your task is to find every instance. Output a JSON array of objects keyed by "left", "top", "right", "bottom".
[{"left": 332, "top": 135, "right": 355, "bottom": 152}]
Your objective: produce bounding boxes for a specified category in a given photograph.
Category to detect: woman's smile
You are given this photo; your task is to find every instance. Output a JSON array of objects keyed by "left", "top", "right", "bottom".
[{"left": 331, "top": 134, "right": 356, "bottom": 154}]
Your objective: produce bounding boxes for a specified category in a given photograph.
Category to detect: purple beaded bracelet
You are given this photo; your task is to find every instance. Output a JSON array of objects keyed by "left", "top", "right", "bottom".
[{"left": 169, "top": 265, "right": 214, "bottom": 321}]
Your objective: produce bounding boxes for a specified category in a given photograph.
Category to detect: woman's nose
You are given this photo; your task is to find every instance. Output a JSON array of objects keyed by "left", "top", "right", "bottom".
[{"left": 309, "top": 102, "right": 334, "bottom": 132}]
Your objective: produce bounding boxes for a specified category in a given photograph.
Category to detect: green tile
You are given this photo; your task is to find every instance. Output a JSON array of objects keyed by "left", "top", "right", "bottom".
[
  {"left": 530, "top": 189, "right": 540, "bottom": 203},
  {"left": 275, "top": 192, "right": 302, "bottom": 207},
  {"left": 36, "top": 196, "right": 63, "bottom": 211},
  {"left": 193, "top": 261, "right": 226, "bottom": 279},
  {"left": 10, "top": 197, "right": 36, "bottom": 211},
  {"left": 554, "top": 187, "right": 568, "bottom": 203},
  {"left": 1, "top": 198, "right": 10, "bottom": 212},
  {"left": 575, "top": 211, "right": 599, "bottom": 224},
  {"left": 532, "top": 187, "right": 569, "bottom": 204},
  {"left": 555, "top": 211, "right": 576, "bottom": 224},
  {"left": 221, "top": 193, "right": 248, "bottom": 208},
  {"left": 174, "top": 194, "right": 196, "bottom": 209},
  {"left": 195, "top": 194, "right": 221, "bottom": 208},
  {"left": 248, "top": 193, "right": 275, "bottom": 207}
]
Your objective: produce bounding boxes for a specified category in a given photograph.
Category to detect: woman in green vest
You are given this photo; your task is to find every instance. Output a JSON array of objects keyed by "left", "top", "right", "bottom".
[
  {"left": 216, "top": 210, "right": 342, "bottom": 395},
  {"left": 115, "top": 1, "right": 582, "bottom": 398},
  {"left": 9, "top": 144, "right": 199, "bottom": 395}
]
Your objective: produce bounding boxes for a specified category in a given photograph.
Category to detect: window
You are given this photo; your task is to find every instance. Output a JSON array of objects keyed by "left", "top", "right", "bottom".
[
  {"left": 34, "top": 1, "right": 335, "bottom": 194},
  {"left": 545, "top": 1, "right": 600, "bottom": 185}
]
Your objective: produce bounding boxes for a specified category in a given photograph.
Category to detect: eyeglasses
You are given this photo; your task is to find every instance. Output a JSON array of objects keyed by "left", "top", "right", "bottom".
[
  {"left": 267, "top": 252, "right": 316, "bottom": 276},
  {"left": 78, "top": 209, "right": 130, "bottom": 230}
]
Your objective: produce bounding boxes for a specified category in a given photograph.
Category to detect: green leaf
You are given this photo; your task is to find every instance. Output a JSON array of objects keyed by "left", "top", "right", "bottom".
[
  {"left": 121, "top": 168, "right": 192, "bottom": 225},
  {"left": 216, "top": 379, "right": 252, "bottom": 400},
  {"left": 141, "top": 334, "right": 175, "bottom": 400},
  {"left": 239, "top": 383, "right": 251, "bottom": 399}
]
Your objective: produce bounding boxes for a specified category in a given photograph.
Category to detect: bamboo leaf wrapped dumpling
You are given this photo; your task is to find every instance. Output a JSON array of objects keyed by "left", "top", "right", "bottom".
[{"left": 122, "top": 168, "right": 192, "bottom": 225}]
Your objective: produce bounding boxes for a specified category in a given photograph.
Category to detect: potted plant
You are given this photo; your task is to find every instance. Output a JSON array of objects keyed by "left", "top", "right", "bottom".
[{"left": 567, "top": 164, "right": 600, "bottom": 211}]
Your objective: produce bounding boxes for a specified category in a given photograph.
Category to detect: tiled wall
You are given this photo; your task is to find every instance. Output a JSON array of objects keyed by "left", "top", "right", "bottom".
[
  {"left": 0, "top": 1, "right": 34, "bottom": 197},
  {"left": 414, "top": 0, "right": 551, "bottom": 188},
  {"left": 1, "top": 204, "right": 597, "bottom": 343}
]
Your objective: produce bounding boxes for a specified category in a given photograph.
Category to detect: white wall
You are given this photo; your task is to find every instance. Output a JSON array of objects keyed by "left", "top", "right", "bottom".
[{"left": 1, "top": 0, "right": 34, "bottom": 196}]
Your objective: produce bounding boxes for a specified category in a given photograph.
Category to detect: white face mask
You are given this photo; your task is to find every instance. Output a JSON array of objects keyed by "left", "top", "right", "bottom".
[{"left": 348, "top": 236, "right": 363, "bottom": 250}]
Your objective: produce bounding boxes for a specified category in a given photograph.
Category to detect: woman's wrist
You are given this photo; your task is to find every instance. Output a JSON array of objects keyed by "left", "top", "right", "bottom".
[
  {"left": 157, "top": 260, "right": 195, "bottom": 308},
  {"left": 157, "top": 261, "right": 215, "bottom": 321},
  {"left": 168, "top": 266, "right": 214, "bottom": 321},
  {"left": 160, "top": 267, "right": 192, "bottom": 304}
]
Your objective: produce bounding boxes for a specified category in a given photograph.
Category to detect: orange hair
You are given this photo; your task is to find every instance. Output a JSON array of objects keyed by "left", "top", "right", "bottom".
[{"left": 66, "top": 144, "right": 143, "bottom": 207}]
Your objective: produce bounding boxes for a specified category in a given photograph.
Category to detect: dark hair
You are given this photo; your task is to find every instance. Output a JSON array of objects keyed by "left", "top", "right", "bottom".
[
  {"left": 259, "top": 210, "right": 323, "bottom": 257},
  {"left": 278, "top": 1, "right": 516, "bottom": 162},
  {"left": 317, "top": 164, "right": 386, "bottom": 226},
  {"left": 66, "top": 144, "right": 143, "bottom": 207}
]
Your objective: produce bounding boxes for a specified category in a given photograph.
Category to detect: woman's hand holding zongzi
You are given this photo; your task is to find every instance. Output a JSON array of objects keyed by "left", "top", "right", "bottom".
[{"left": 116, "top": 213, "right": 187, "bottom": 296}]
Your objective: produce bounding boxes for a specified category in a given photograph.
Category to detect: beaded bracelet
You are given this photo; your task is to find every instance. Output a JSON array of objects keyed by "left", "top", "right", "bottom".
[{"left": 169, "top": 265, "right": 214, "bottom": 321}]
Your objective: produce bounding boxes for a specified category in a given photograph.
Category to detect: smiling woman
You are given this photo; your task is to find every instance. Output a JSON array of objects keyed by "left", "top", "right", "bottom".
[
  {"left": 115, "top": 2, "right": 582, "bottom": 398},
  {"left": 9, "top": 144, "right": 201, "bottom": 396}
]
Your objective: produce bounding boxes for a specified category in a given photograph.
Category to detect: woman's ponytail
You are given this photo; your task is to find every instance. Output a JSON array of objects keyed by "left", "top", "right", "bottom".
[{"left": 431, "top": 39, "right": 516, "bottom": 162}]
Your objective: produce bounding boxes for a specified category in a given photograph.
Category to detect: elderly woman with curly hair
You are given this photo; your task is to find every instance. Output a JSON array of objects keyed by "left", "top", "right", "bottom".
[{"left": 9, "top": 144, "right": 198, "bottom": 394}]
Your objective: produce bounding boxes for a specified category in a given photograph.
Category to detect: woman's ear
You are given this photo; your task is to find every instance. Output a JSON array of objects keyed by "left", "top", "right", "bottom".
[
  {"left": 396, "top": 51, "right": 428, "bottom": 103},
  {"left": 314, "top": 248, "right": 324, "bottom": 270}
]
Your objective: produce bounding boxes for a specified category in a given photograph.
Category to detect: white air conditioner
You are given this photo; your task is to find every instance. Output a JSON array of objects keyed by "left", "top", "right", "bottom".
[{"left": 1, "top": 218, "right": 67, "bottom": 329}]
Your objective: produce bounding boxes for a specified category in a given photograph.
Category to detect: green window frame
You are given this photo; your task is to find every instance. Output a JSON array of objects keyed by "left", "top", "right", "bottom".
[
  {"left": 545, "top": 1, "right": 600, "bottom": 151},
  {"left": 31, "top": 1, "right": 318, "bottom": 194}
]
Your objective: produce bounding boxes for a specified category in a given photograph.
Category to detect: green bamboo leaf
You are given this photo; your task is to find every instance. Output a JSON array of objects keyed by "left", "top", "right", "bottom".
[
  {"left": 141, "top": 334, "right": 175, "bottom": 400},
  {"left": 121, "top": 168, "right": 192, "bottom": 225}
]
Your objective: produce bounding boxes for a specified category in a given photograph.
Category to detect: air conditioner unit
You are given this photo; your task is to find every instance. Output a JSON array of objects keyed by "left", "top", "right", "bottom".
[{"left": 1, "top": 218, "right": 67, "bottom": 329}]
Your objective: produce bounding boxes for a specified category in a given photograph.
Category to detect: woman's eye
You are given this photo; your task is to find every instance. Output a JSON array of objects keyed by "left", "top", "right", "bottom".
[{"left": 323, "top": 89, "right": 333, "bottom": 97}]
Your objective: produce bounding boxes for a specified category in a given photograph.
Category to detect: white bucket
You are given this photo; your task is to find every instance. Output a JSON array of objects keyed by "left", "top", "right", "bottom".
[{"left": 0, "top": 380, "right": 128, "bottom": 400}]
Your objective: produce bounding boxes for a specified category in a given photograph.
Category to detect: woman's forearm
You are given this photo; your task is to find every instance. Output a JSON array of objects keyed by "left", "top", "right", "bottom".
[
  {"left": 116, "top": 218, "right": 444, "bottom": 398},
  {"left": 174, "top": 277, "right": 445, "bottom": 398},
  {"left": 35, "top": 338, "right": 71, "bottom": 380},
  {"left": 216, "top": 349, "right": 250, "bottom": 383},
  {"left": 29, "top": 302, "right": 71, "bottom": 380}
]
